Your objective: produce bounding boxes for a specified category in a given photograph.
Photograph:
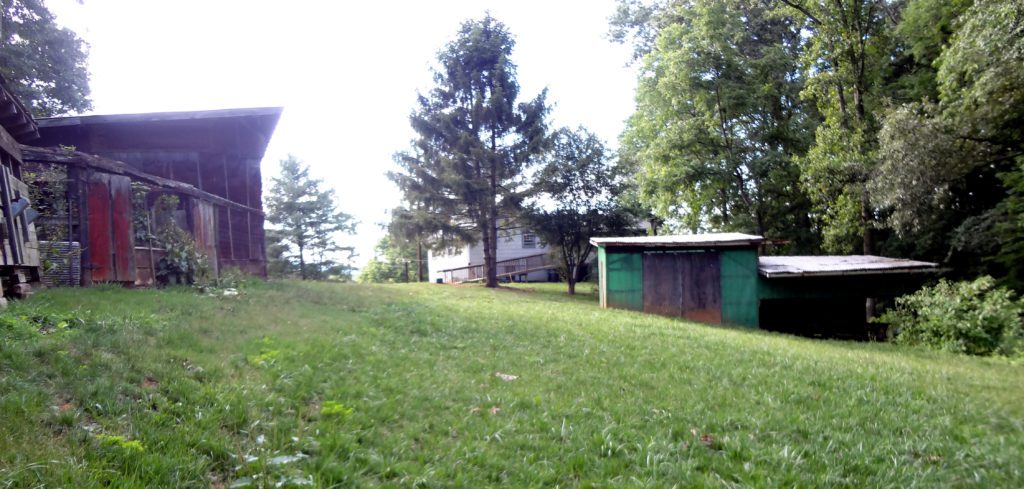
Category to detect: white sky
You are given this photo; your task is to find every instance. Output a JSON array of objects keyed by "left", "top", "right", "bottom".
[{"left": 48, "top": 0, "right": 638, "bottom": 269}]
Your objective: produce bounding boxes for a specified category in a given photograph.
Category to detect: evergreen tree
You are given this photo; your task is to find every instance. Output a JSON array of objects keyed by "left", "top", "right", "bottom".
[
  {"left": 265, "top": 156, "right": 356, "bottom": 280},
  {"left": 391, "top": 15, "right": 548, "bottom": 288}
]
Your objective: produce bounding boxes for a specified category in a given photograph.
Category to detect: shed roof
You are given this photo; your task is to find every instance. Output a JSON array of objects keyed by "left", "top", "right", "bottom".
[
  {"left": 590, "top": 233, "right": 764, "bottom": 249},
  {"left": 758, "top": 255, "right": 938, "bottom": 278},
  {"left": 35, "top": 107, "right": 283, "bottom": 128}
]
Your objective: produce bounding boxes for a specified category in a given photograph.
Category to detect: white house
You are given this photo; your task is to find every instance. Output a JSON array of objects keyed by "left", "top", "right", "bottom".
[{"left": 428, "top": 229, "right": 555, "bottom": 283}]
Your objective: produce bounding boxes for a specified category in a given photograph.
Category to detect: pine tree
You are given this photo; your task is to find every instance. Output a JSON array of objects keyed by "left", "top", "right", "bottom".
[
  {"left": 391, "top": 15, "right": 548, "bottom": 288},
  {"left": 265, "top": 156, "right": 356, "bottom": 280}
]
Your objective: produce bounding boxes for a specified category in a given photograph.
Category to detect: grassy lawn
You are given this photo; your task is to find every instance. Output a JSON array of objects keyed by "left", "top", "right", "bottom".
[{"left": 1, "top": 280, "right": 1022, "bottom": 487}]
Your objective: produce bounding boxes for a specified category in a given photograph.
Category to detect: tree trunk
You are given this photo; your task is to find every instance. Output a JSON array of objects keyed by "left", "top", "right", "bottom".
[
  {"left": 416, "top": 242, "right": 423, "bottom": 282},
  {"left": 485, "top": 136, "right": 499, "bottom": 288},
  {"left": 298, "top": 243, "right": 306, "bottom": 280}
]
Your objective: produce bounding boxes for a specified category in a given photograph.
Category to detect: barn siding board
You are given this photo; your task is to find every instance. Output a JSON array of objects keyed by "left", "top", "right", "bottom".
[
  {"left": 605, "top": 251, "right": 643, "bottom": 311},
  {"left": 108, "top": 175, "right": 135, "bottom": 281},
  {"left": 677, "top": 251, "right": 722, "bottom": 324},
  {"left": 642, "top": 253, "right": 683, "bottom": 317},
  {"left": 720, "top": 249, "right": 760, "bottom": 327},
  {"left": 86, "top": 174, "right": 113, "bottom": 282}
]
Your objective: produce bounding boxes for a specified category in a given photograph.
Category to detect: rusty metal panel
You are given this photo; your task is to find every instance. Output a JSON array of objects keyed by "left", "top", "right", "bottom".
[
  {"left": 679, "top": 251, "right": 722, "bottom": 324},
  {"left": 642, "top": 251, "right": 723, "bottom": 323},
  {"left": 109, "top": 175, "right": 135, "bottom": 281},
  {"left": 643, "top": 252, "right": 683, "bottom": 317},
  {"left": 86, "top": 173, "right": 113, "bottom": 282},
  {"left": 191, "top": 199, "right": 218, "bottom": 275}
]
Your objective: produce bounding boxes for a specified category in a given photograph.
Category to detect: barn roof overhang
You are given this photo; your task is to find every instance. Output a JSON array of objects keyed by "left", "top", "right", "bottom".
[
  {"left": 758, "top": 255, "right": 939, "bottom": 279},
  {"left": 590, "top": 233, "right": 764, "bottom": 249},
  {"left": 0, "top": 76, "right": 40, "bottom": 143},
  {"left": 35, "top": 106, "right": 282, "bottom": 128},
  {"left": 35, "top": 106, "right": 283, "bottom": 159}
]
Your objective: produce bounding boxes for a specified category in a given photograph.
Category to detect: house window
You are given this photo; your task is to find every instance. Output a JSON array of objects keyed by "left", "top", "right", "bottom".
[{"left": 522, "top": 231, "right": 537, "bottom": 249}]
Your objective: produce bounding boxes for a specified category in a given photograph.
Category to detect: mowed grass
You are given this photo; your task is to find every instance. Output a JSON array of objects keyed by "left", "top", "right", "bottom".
[{"left": 1, "top": 280, "right": 1022, "bottom": 488}]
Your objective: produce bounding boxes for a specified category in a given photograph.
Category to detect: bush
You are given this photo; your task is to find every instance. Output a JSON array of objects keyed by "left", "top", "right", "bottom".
[{"left": 878, "top": 276, "right": 1024, "bottom": 357}]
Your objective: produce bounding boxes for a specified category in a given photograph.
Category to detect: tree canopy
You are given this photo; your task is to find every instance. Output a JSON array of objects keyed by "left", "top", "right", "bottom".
[
  {"left": 524, "top": 127, "right": 633, "bottom": 294},
  {"left": 0, "top": 0, "right": 91, "bottom": 116},
  {"left": 613, "top": 0, "right": 1024, "bottom": 291}
]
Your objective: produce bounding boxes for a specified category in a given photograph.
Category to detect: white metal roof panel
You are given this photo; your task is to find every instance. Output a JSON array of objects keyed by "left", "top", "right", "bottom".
[
  {"left": 758, "top": 255, "right": 938, "bottom": 278},
  {"left": 590, "top": 233, "right": 764, "bottom": 248}
]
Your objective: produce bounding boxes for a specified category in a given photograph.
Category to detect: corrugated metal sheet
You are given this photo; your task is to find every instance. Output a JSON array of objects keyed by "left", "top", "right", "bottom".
[
  {"left": 759, "top": 255, "right": 937, "bottom": 278},
  {"left": 605, "top": 251, "right": 643, "bottom": 311},
  {"left": 720, "top": 249, "right": 759, "bottom": 327},
  {"left": 591, "top": 233, "right": 763, "bottom": 248}
]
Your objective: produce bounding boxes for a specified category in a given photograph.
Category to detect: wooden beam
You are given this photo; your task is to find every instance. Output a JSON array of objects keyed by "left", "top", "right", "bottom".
[
  {"left": 0, "top": 126, "right": 23, "bottom": 161},
  {"left": 20, "top": 145, "right": 264, "bottom": 216}
]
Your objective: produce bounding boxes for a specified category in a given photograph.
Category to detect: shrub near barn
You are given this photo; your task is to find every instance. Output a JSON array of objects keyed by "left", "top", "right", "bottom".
[{"left": 879, "top": 276, "right": 1024, "bottom": 357}]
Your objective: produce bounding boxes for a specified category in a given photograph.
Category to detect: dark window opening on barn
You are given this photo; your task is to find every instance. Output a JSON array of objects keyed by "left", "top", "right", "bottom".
[{"left": 522, "top": 231, "right": 536, "bottom": 249}]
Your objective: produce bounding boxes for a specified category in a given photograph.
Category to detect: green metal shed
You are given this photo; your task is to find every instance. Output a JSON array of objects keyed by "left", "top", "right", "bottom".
[
  {"left": 592, "top": 234, "right": 938, "bottom": 335},
  {"left": 592, "top": 234, "right": 764, "bottom": 327}
]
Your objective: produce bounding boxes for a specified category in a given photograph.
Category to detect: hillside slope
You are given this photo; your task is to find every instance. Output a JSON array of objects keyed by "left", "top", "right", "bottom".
[{"left": 1, "top": 281, "right": 1021, "bottom": 487}]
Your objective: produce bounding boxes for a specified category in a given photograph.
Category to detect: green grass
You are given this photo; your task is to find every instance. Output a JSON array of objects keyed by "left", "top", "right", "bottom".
[{"left": 1, "top": 280, "right": 1022, "bottom": 487}]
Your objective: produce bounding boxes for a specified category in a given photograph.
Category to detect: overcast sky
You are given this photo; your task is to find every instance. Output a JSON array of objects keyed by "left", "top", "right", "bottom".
[{"left": 49, "top": 0, "right": 639, "bottom": 269}]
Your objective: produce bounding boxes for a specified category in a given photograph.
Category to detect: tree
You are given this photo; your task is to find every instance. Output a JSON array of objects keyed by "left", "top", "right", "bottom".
[
  {"left": 873, "top": 0, "right": 1024, "bottom": 290},
  {"left": 617, "top": 0, "right": 818, "bottom": 251},
  {"left": 525, "top": 127, "right": 633, "bottom": 294},
  {"left": 265, "top": 155, "right": 356, "bottom": 280},
  {"left": 777, "top": 0, "right": 901, "bottom": 254},
  {"left": 357, "top": 235, "right": 417, "bottom": 284},
  {"left": 391, "top": 15, "right": 548, "bottom": 288},
  {"left": 0, "top": 0, "right": 91, "bottom": 116}
]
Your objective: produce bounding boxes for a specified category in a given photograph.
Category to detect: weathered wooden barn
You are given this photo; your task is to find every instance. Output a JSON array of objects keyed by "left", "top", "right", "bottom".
[
  {"left": 0, "top": 77, "right": 42, "bottom": 297},
  {"left": 32, "top": 108, "right": 281, "bottom": 280},
  {"left": 592, "top": 234, "right": 938, "bottom": 337}
]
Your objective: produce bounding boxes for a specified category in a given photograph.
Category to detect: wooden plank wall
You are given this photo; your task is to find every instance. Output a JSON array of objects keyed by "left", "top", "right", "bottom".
[{"left": 85, "top": 173, "right": 136, "bottom": 282}]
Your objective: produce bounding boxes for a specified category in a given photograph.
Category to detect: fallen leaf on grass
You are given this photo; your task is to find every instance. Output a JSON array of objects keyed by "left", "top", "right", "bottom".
[
  {"left": 489, "top": 406, "right": 501, "bottom": 415},
  {"left": 495, "top": 372, "right": 519, "bottom": 381},
  {"left": 143, "top": 376, "right": 159, "bottom": 388},
  {"left": 469, "top": 406, "right": 480, "bottom": 414}
]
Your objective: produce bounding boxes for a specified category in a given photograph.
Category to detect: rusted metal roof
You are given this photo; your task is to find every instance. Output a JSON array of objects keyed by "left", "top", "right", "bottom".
[
  {"left": 590, "top": 233, "right": 764, "bottom": 248},
  {"left": 758, "top": 255, "right": 938, "bottom": 278}
]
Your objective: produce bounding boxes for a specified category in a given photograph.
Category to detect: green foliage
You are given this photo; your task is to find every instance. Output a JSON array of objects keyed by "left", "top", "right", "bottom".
[
  {"left": 265, "top": 155, "right": 356, "bottom": 280},
  {"left": 357, "top": 236, "right": 416, "bottom": 284},
  {"left": 24, "top": 163, "right": 81, "bottom": 276},
  {"left": 525, "top": 126, "right": 633, "bottom": 293},
  {"left": 391, "top": 15, "right": 549, "bottom": 288},
  {"left": 151, "top": 195, "right": 209, "bottom": 286},
  {"left": 879, "top": 276, "right": 1024, "bottom": 357},
  {"left": 0, "top": 0, "right": 91, "bottom": 116},
  {"left": 617, "top": 0, "right": 818, "bottom": 250},
  {"left": 874, "top": 0, "right": 1024, "bottom": 285}
]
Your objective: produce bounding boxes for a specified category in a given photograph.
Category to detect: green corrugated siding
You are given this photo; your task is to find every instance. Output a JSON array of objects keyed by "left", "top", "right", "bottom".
[
  {"left": 604, "top": 250, "right": 644, "bottom": 311},
  {"left": 720, "top": 249, "right": 759, "bottom": 328}
]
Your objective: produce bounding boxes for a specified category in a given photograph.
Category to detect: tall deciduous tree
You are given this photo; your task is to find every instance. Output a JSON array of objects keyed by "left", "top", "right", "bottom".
[
  {"left": 874, "top": 0, "right": 1024, "bottom": 290},
  {"left": 617, "top": 0, "right": 818, "bottom": 251},
  {"left": 778, "top": 0, "right": 901, "bottom": 254},
  {"left": 265, "top": 155, "right": 356, "bottom": 280},
  {"left": 391, "top": 15, "right": 548, "bottom": 288},
  {"left": 0, "top": 0, "right": 91, "bottom": 116},
  {"left": 525, "top": 127, "right": 633, "bottom": 295}
]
